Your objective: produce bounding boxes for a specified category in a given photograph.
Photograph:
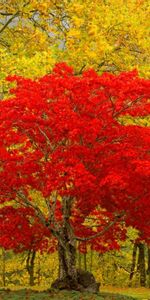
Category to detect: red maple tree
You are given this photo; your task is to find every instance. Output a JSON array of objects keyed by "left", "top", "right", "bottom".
[{"left": 0, "top": 63, "right": 149, "bottom": 289}]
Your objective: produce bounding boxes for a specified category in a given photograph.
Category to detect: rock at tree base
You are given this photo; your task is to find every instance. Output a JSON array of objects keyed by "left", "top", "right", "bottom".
[{"left": 51, "top": 269, "right": 100, "bottom": 292}]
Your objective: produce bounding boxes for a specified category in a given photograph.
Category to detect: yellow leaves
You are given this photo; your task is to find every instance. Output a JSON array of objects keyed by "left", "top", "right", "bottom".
[
  {"left": 0, "top": 250, "right": 58, "bottom": 287},
  {"left": 36, "top": 2, "right": 50, "bottom": 13},
  {"left": 29, "top": 190, "right": 48, "bottom": 217},
  {"left": 67, "top": 28, "right": 81, "bottom": 39},
  {"left": 68, "top": 3, "right": 84, "bottom": 16},
  {"left": 0, "top": 50, "right": 56, "bottom": 96},
  {"left": 71, "top": 16, "right": 84, "bottom": 27},
  {"left": 126, "top": 227, "right": 139, "bottom": 241},
  {"left": 31, "top": 1, "right": 53, "bottom": 16},
  {"left": 62, "top": 0, "right": 149, "bottom": 75},
  {"left": 0, "top": 200, "right": 16, "bottom": 210},
  {"left": 87, "top": 51, "right": 97, "bottom": 60},
  {"left": 88, "top": 25, "right": 98, "bottom": 37},
  {"left": 119, "top": 115, "right": 150, "bottom": 127},
  {"left": 0, "top": 0, "right": 149, "bottom": 81}
]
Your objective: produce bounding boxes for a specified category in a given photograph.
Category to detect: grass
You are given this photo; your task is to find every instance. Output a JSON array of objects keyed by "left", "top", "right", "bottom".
[
  {"left": 101, "top": 287, "right": 150, "bottom": 300},
  {"left": 0, "top": 287, "right": 149, "bottom": 300}
]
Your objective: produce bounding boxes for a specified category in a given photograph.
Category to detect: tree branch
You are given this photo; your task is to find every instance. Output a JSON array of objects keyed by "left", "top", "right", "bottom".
[
  {"left": 45, "top": 193, "right": 57, "bottom": 227},
  {"left": 17, "top": 190, "right": 68, "bottom": 250},
  {"left": 76, "top": 212, "right": 125, "bottom": 241},
  {"left": 113, "top": 96, "right": 144, "bottom": 118},
  {"left": 17, "top": 190, "right": 47, "bottom": 227},
  {"left": 0, "top": 11, "right": 19, "bottom": 34},
  {"left": 38, "top": 126, "right": 52, "bottom": 148}
]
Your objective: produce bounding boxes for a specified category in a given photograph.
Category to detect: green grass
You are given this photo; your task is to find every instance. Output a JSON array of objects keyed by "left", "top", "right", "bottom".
[
  {"left": 0, "top": 288, "right": 149, "bottom": 300},
  {"left": 101, "top": 287, "right": 150, "bottom": 300}
]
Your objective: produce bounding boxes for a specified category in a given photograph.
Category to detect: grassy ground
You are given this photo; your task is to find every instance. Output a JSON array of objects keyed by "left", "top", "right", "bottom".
[
  {"left": 0, "top": 287, "right": 149, "bottom": 300},
  {"left": 101, "top": 287, "right": 150, "bottom": 300}
]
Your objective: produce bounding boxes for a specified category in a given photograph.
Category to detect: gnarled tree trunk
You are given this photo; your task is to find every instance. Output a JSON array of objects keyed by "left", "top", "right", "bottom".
[
  {"left": 58, "top": 240, "right": 78, "bottom": 289},
  {"left": 51, "top": 196, "right": 99, "bottom": 292},
  {"left": 57, "top": 203, "right": 78, "bottom": 288},
  {"left": 54, "top": 196, "right": 78, "bottom": 289}
]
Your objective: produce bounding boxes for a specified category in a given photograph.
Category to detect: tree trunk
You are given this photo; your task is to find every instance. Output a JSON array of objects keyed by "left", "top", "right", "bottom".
[
  {"left": 37, "top": 255, "right": 41, "bottom": 286},
  {"left": 2, "top": 248, "right": 6, "bottom": 287},
  {"left": 58, "top": 240, "right": 78, "bottom": 288},
  {"left": 83, "top": 241, "right": 87, "bottom": 271},
  {"left": 26, "top": 250, "right": 36, "bottom": 286},
  {"left": 129, "top": 243, "right": 138, "bottom": 284},
  {"left": 90, "top": 247, "right": 93, "bottom": 273},
  {"left": 137, "top": 243, "right": 146, "bottom": 287},
  {"left": 147, "top": 246, "right": 150, "bottom": 288},
  {"left": 84, "top": 252, "right": 87, "bottom": 271},
  {"left": 57, "top": 196, "right": 78, "bottom": 289},
  {"left": 78, "top": 243, "right": 82, "bottom": 269},
  {"left": 55, "top": 240, "right": 100, "bottom": 292},
  {"left": 52, "top": 196, "right": 99, "bottom": 292}
]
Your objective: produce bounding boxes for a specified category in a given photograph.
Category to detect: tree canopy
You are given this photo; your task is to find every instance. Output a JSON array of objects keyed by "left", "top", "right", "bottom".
[{"left": 0, "top": 64, "right": 149, "bottom": 289}]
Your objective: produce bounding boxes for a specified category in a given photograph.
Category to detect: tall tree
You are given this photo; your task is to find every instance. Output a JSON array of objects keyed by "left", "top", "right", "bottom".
[{"left": 0, "top": 63, "right": 149, "bottom": 290}]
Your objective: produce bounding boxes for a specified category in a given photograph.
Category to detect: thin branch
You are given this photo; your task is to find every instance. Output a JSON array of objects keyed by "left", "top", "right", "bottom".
[
  {"left": 0, "top": 11, "right": 19, "bottom": 34},
  {"left": 38, "top": 126, "right": 52, "bottom": 147},
  {"left": 85, "top": 224, "right": 107, "bottom": 229},
  {"left": 118, "top": 265, "right": 130, "bottom": 274},
  {"left": 29, "top": 17, "right": 51, "bottom": 38},
  {"left": 96, "top": 61, "right": 105, "bottom": 72},
  {"left": 45, "top": 194, "right": 57, "bottom": 226},
  {"left": 17, "top": 190, "right": 68, "bottom": 250},
  {"left": 75, "top": 64, "right": 86, "bottom": 75},
  {"left": 0, "top": 38, "right": 10, "bottom": 48},
  {"left": 83, "top": 216, "right": 100, "bottom": 221},
  {"left": 17, "top": 190, "right": 47, "bottom": 227},
  {"left": 76, "top": 212, "right": 125, "bottom": 241},
  {"left": 0, "top": 12, "right": 14, "bottom": 16},
  {"left": 113, "top": 96, "right": 144, "bottom": 118}
]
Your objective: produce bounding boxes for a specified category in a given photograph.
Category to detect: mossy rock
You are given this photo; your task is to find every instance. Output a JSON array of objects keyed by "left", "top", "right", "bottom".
[{"left": 51, "top": 269, "right": 100, "bottom": 292}]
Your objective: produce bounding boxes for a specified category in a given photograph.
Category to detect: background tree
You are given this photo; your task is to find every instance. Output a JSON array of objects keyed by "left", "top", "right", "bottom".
[{"left": 0, "top": 0, "right": 149, "bottom": 96}]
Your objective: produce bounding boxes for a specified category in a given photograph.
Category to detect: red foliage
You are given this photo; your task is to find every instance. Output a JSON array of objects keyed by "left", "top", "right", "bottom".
[
  {"left": 0, "top": 206, "right": 56, "bottom": 253},
  {"left": 0, "top": 63, "right": 150, "bottom": 252}
]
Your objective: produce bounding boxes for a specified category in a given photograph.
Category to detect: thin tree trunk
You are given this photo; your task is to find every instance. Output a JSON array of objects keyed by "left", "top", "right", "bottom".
[
  {"left": 90, "top": 247, "right": 93, "bottom": 273},
  {"left": 137, "top": 243, "right": 146, "bottom": 287},
  {"left": 26, "top": 250, "right": 36, "bottom": 286},
  {"left": 84, "top": 252, "right": 87, "bottom": 271},
  {"left": 147, "top": 246, "right": 150, "bottom": 288},
  {"left": 83, "top": 242, "right": 87, "bottom": 271},
  {"left": 2, "top": 248, "right": 6, "bottom": 287},
  {"left": 37, "top": 255, "right": 41, "bottom": 286},
  {"left": 78, "top": 243, "right": 82, "bottom": 269},
  {"left": 129, "top": 243, "right": 138, "bottom": 283}
]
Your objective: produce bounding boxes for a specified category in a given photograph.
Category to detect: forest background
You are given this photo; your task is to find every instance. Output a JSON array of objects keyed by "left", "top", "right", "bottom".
[{"left": 0, "top": 0, "right": 149, "bottom": 290}]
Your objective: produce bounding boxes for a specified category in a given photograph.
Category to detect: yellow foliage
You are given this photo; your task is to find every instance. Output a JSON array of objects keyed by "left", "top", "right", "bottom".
[
  {"left": 0, "top": 49, "right": 56, "bottom": 97},
  {"left": 0, "top": 250, "right": 58, "bottom": 287},
  {"left": 0, "top": 0, "right": 149, "bottom": 81}
]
